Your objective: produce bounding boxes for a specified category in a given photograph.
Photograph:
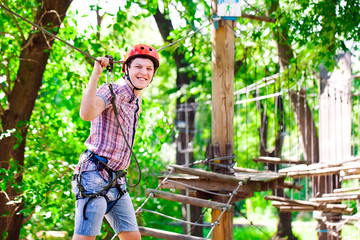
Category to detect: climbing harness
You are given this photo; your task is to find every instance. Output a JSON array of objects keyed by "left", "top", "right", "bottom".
[{"left": 73, "top": 150, "right": 128, "bottom": 220}]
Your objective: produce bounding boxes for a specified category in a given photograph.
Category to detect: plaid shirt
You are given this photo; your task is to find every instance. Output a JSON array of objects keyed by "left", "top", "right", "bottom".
[{"left": 75, "top": 77, "right": 140, "bottom": 181}]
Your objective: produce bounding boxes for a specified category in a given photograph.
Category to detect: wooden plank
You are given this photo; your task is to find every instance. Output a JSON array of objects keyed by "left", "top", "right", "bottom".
[
  {"left": 322, "top": 192, "right": 360, "bottom": 198},
  {"left": 265, "top": 195, "right": 321, "bottom": 207},
  {"left": 333, "top": 187, "right": 360, "bottom": 193},
  {"left": 169, "top": 165, "right": 285, "bottom": 183},
  {"left": 279, "top": 163, "right": 329, "bottom": 172},
  {"left": 147, "top": 189, "right": 232, "bottom": 211},
  {"left": 139, "top": 226, "right": 208, "bottom": 240},
  {"left": 326, "top": 204, "right": 350, "bottom": 210},
  {"left": 278, "top": 206, "right": 352, "bottom": 214},
  {"left": 237, "top": 171, "right": 285, "bottom": 182},
  {"left": 233, "top": 167, "right": 270, "bottom": 173},
  {"left": 342, "top": 174, "right": 360, "bottom": 180},
  {"left": 271, "top": 201, "right": 349, "bottom": 210},
  {"left": 158, "top": 174, "right": 284, "bottom": 195},
  {"left": 279, "top": 206, "right": 315, "bottom": 212},
  {"left": 253, "top": 156, "right": 310, "bottom": 165},
  {"left": 338, "top": 156, "right": 360, "bottom": 165},
  {"left": 309, "top": 195, "right": 359, "bottom": 203},
  {"left": 159, "top": 177, "right": 253, "bottom": 193},
  {"left": 279, "top": 164, "right": 360, "bottom": 178},
  {"left": 169, "top": 165, "right": 249, "bottom": 183},
  {"left": 278, "top": 181, "right": 304, "bottom": 191},
  {"left": 273, "top": 202, "right": 352, "bottom": 213}
]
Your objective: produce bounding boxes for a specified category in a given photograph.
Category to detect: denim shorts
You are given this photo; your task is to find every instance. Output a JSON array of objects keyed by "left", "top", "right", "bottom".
[{"left": 72, "top": 171, "right": 138, "bottom": 236}]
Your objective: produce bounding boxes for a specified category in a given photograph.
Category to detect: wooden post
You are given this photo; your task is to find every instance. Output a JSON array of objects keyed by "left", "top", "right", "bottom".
[{"left": 211, "top": 0, "right": 235, "bottom": 239}]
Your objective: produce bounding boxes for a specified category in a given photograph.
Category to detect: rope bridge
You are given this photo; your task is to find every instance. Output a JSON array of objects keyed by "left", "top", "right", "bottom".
[{"left": 134, "top": 158, "right": 285, "bottom": 239}]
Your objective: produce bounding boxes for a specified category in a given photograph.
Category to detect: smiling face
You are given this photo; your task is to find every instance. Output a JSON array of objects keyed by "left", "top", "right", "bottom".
[{"left": 126, "top": 58, "right": 155, "bottom": 92}]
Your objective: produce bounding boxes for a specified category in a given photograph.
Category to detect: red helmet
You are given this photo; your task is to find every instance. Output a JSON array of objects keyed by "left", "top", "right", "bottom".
[{"left": 122, "top": 44, "right": 160, "bottom": 73}]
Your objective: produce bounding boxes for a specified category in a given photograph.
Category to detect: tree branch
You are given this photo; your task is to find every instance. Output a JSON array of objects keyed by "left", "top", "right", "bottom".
[
  {"left": 1, "top": 0, "right": 25, "bottom": 42},
  {"left": 240, "top": 13, "right": 276, "bottom": 23}
]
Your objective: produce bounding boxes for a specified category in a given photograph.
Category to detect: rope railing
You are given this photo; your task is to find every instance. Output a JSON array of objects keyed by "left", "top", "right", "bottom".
[
  {"left": 140, "top": 209, "right": 213, "bottom": 228},
  {"left": 205, "top": 181, "right": 243, "bottom": 238},
  {"left": 134, "top": 167, "right": 174, "bottom": 216},
  {"left": 135, "top": 164, "right": 245, "bottom": 239}
]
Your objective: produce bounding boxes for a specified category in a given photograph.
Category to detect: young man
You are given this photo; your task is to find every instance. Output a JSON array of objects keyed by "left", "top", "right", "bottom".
[{"left": 72, "top": 44, "right": 160, "bottom": 240}]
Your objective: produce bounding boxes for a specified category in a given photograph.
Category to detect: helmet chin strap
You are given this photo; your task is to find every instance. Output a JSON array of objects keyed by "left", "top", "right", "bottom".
[
  {"left": 125, "top": 74, "right": 143, "bottom": 91},
  {"left": 124, "top": 65, "right": 153, "bottom": 92}
]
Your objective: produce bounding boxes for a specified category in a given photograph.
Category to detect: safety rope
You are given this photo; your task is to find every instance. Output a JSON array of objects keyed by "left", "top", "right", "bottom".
[
  {"left": 135, "top": 167, "right": 174, "bottom": 215},
  {"left": 205, "top": 181, "right": 243, "bottom": 238},
  {"left": 188, "top": 207, "right": 210, "bottom": 235},
  {"left": 105, "top": 55, "right": 142, "bottom": 187},
  {"left": 141, "top": 209, "right": 213, "bottom": 228}
]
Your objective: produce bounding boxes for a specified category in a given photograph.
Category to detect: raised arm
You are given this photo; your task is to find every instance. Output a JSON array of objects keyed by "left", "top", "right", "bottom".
[{"left": 80, "top": 57, "right": 109, "bottom": 121}]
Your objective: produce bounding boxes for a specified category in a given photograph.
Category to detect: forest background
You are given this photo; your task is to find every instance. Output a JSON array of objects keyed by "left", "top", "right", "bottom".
[{"left": 0, "top": 0, "right": 360, "bottom": 239}]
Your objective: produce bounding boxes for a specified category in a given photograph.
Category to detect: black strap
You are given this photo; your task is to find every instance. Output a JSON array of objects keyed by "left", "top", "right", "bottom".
[
  {"left": 74, "top": 166, "right": 127, "bottom": 200},
  {"left": 81, "top": 188, "right": 128, "bottom": 220},
  {"left": 105, "top": 55, "right": 142, "bottom": 188}
]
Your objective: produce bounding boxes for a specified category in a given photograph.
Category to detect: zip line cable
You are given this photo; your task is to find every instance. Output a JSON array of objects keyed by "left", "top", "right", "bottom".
[
  {"left": 0, "top": 3, "right": 211, "bottom": 63},
  {"left": 156, "top": 21, "right": 212, "bottom": 52},
  {"left": 0, "top": 3, "right": 103, "bottom": 63},
  {"left": 233, "top": 204, "right": 272, "bottom": 239}
]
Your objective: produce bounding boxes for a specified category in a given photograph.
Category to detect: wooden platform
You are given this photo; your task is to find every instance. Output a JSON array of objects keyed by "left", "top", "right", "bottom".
[{"left": 158, "top": 165, "right": 286, "bottom": 201}]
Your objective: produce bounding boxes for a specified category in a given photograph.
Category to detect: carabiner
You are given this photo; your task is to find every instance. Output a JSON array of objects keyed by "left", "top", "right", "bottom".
[{"left": 105, "top": 55, "right": 114, "bottom": 84}]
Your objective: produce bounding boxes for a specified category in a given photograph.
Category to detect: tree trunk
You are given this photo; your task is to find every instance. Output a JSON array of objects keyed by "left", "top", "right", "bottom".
[{"left": 0, "top": 1, "right": 72, "bottom": 239}]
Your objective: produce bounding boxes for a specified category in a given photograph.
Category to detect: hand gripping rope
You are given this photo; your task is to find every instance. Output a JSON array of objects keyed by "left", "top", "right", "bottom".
[{"left": 105, "top": 55, "right": 142, "bottom": 188}]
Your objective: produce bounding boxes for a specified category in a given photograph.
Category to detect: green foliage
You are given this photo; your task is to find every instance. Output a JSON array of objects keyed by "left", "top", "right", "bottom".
[{"left": 1, "top": 0, "right": 360, "bottom": 239}]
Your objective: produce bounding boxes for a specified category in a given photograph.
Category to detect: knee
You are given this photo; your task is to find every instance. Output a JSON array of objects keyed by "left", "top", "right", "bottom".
[{"left": 118, "top": 231, "right": 141, "bottom": 240}]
